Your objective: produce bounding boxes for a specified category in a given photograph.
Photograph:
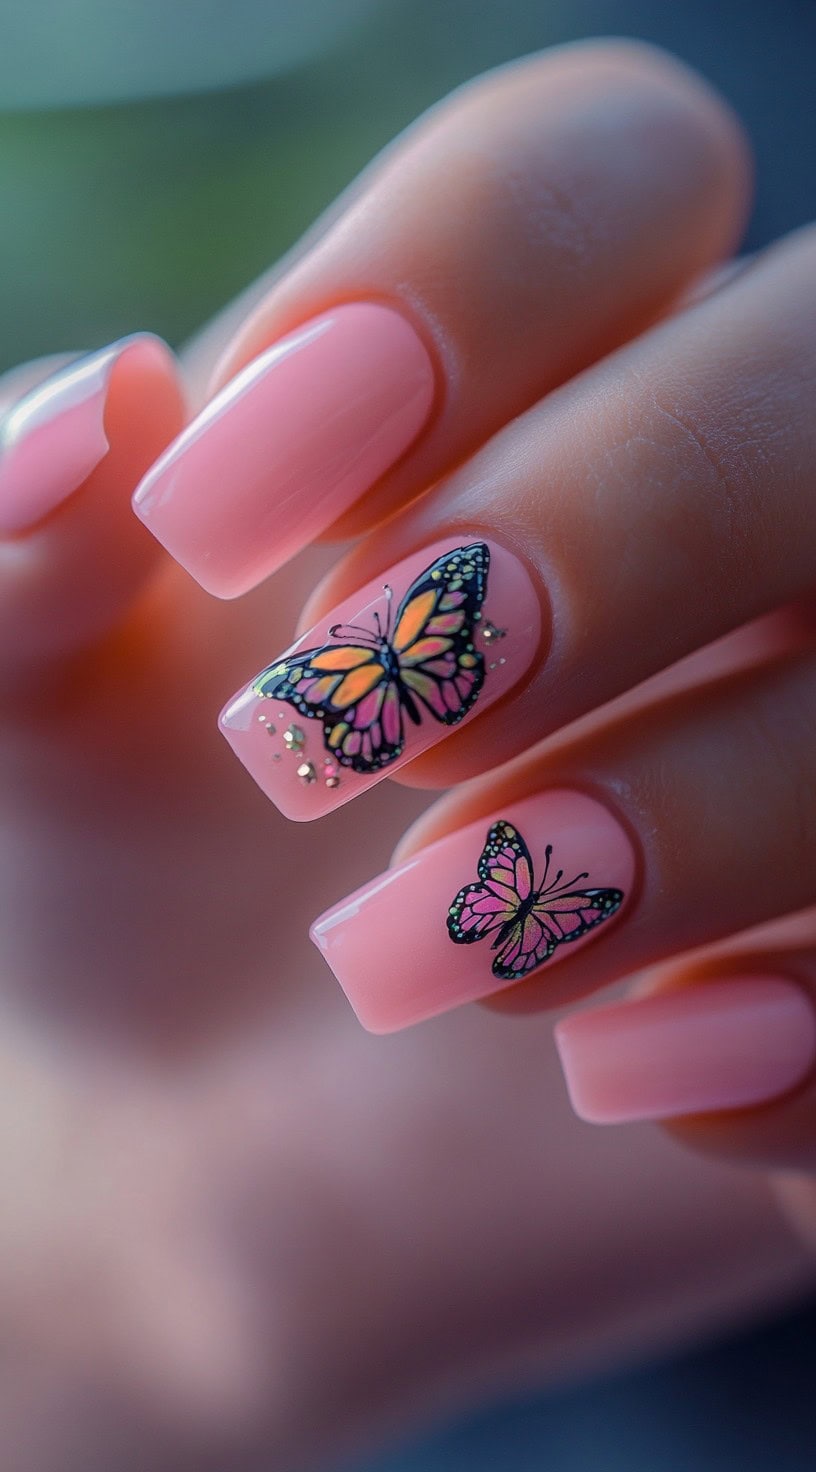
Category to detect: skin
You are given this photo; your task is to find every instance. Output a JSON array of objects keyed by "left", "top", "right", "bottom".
[{"left": 2, "top": 40, "right": 816, "bottom": 1470}]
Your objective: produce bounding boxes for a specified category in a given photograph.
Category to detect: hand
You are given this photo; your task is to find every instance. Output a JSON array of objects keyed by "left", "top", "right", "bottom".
[
  {"left": 2, "top": 40, "right": 814, "bottom": 1471},
  {"left": 132, "top": 39, "right": 816, "bottom": 1184}
]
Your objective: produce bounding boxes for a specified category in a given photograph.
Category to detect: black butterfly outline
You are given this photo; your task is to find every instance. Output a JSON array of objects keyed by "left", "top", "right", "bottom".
[
  {"left": 447, "top": 820, "right": 624, "bottom": 980},
  {"left": 252, "top": 543, "right": 490, "bottom": 773}
]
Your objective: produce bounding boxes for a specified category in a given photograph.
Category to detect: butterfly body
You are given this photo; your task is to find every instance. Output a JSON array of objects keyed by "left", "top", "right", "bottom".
[
  {"left": 253, "top": 543, "right": 490, "bottom": 773},
  {"left": 448, "top": 820, "right": 623, "bottom": 981},
  {"left": 370, "top": 635, "right": 421, "bottom": 725}
]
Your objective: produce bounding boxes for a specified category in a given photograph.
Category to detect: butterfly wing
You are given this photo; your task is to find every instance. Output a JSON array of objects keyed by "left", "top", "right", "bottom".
[
  {"left": 253, "top": 645, "right": 404, "bottom": 773},
  {"left": 447, "top": 820, "right": 532, "bottom": 945},
  {"left": 393, "top": 542, "right": 489, "bottom": 726},
  {"left": 490, "top": 910, "right": 557, "bottom": 980},
  {"left": 252, "top": 541, "right": 490, "bottom": 775},
  {"left": 491, "top": 883, "right": 624, "bottom": 982}
]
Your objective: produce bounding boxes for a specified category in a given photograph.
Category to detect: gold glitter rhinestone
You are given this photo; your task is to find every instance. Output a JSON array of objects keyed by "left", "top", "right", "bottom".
[
  {"left": 265, "top": 723, "right": 276, "bottom": 735},
  {"left": 325, "top": 775, "right": 340, "bottom": 789},
  {"left": 481, "top": 621, "right": 506, "bottom": 645},
  {"left": 283, "top": 724, "right": 305, "bottom": 751},
  {"left": 297, "top": 761, "right": 316, "bottom": 783}
]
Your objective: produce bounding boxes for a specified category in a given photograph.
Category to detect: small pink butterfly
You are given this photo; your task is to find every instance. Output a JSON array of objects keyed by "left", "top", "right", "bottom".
[{"left": 447, "top": 821, "right": 623, "bottom": 980}]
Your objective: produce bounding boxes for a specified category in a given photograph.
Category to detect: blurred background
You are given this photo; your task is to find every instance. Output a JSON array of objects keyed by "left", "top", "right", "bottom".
[
  {"left": 2, "top": 0, "right": 816, "bottom": 370},
  {"left": 2, "top": 1, "right": 816, "bottom": 1468}
]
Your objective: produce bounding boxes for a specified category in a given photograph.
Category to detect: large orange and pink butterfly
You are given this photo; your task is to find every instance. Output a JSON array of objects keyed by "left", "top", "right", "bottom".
[
  {"left": 253, "top": 543, "right": 490, "bottom": 773},
  {"left": 447, "top": 821, "right": 623, "bottom": 980}
]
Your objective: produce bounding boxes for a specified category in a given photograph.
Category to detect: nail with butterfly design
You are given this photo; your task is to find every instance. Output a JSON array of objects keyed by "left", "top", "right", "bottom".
[
  {"left": 447, "top": 821, "right": 624, "bottom": 980},
  {"left": 310, "top": 791, "right": 636, "bottom": 1032},
  {"left": 219, "top": 537, "right": 542, "bottom": 820}
]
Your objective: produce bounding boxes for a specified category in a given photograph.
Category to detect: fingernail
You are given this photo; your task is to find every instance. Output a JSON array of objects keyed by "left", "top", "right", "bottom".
[
  {"left": 0, "top": 335, "right": 170, "bottom": 537},
  {"left": 310, "top": 789, "right": 635, "bottom": 1031},
  {"left": 220, "top": 536, "right": 542, "bottom": 820},
  {"left": 132, "top": 303, "right": 436, "bottom": 598},
  {"left": 554, "top": 976, "right": 816, "bottom": 1124}
]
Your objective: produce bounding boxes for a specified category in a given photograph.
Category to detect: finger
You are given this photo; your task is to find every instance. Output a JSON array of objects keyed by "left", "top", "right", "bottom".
[
  {"left": 132, "top": 42, "right": 748, "bottom": 598},
  {"left": 220, "top": 219, "right": 816, "bottom": 823},
  {"left": 309, "top": 641, "right": 816, "bottom": 1032},
  {"left": 554, "top": 938, "right": 816, "bottom": 1174},
  {"left": 0, "top": 337, "right": 185, "bottom": 681}
]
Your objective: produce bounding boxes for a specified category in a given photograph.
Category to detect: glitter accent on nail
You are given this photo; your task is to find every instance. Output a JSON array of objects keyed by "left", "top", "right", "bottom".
[
  {"left": 481, "top": 621, "right": 506, "bottom": 645},
  {"left": 297, "top": 761, "right": 316, "bottom": 784},
  {"left": 284, "top": 724, "right": 305, "bottom": 751}
]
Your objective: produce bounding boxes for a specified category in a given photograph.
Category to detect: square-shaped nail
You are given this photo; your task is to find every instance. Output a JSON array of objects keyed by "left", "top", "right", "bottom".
[
  {"left": 310, "top": 789, "right": 636, "bottom": 1031},
  {"left": 132, "top": 302, "right": 436, "bottom": 597},
  {"left": 219, "top": 536, "right": 542, "bottom": 820},
  {"left": 555, "top": 977, "right": 816, "bottom": 1123}
]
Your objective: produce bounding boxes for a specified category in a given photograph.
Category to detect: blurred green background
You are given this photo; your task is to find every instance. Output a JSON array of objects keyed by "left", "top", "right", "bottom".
[{"left": 1, "top": 0, "right": 815, "bottom": 372}]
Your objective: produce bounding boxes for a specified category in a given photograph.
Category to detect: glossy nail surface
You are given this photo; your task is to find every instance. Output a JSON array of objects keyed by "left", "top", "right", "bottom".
[
  {"left": 220, "top": 536, "right": 542, "bottom": 820},
  {"left": 0, "top": 336, "right": 166, "bottom": 537},
  {"left": 555, "top": 976, "right": 816, "bottom": 1124},
  {"left": 311, "top": 789, "right": 635, "bottom": 1031},
  {"left": 133, "top": 302, "right": 436, "bottom": 597}
]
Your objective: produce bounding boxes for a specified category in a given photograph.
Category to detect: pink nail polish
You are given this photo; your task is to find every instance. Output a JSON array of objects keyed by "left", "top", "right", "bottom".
[
  {"left": 220, "top": 536, "right": 541, "bottom": 820},
  {"left": 0, "top": 335, "right": 170, "bottom": 537},
  {"left": 310, "top": 789, "right": 635, "bottom": 1031},
  {"left": 132, "top": 303, "right": 436, "bottom": 598},
  {"left": 554, "top": 977, "right": 816, "bottom": 1124}
]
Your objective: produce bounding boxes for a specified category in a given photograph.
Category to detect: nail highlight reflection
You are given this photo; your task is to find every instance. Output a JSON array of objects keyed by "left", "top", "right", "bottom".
[{"left": 0, "top": 335, "right": 172, "bottom": 537}]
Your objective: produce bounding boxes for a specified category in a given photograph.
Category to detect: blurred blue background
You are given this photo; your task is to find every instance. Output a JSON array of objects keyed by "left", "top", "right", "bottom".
[
  {"left": 2, "top": 2, "right": 815, "bottom": 1468},
  {"left": 352, "top": 1299, "right": 816, "bottom": 1472}
]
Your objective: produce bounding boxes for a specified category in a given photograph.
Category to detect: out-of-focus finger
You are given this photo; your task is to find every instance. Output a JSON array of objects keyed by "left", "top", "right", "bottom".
[
  {"left": 0, "top": 336, "right": 185, "bottom": 680},
  {"left": 555, "top": 935, "right": 816, "bottom": 1174}
]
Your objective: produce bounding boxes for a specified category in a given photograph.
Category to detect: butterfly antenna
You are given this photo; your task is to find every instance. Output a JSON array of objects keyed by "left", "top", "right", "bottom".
[
  {"left": 382, "top": 583, "right": 394, "bottom": 640},
  {"left": 559, "top": 868, "right": 591, "bottom": 894},
  {"left": 540, "top": 844, "right": 553, "bottom": 887},
  {"left": 328, "top": 620, "right": 378, "bottom": 644}
]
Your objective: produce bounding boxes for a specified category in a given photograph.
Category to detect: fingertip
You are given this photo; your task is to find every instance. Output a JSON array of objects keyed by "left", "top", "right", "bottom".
[
  {"left": 0, "top": 334, "right": 187, "bottom": 672},
  {"left": 547, "top": 38, "right": 753, "bottom": 267},
  {"left": 554, "top": 977, "right": 816, "bottom": 1131}
]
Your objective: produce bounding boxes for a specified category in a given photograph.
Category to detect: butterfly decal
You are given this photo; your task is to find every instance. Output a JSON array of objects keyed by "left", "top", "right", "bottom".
[
  {"left": 252, "top": 543, "right": 490, "bottom": 774},
  {"left": 447, "top": 821, "right": 623, "bottom": 981}
]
